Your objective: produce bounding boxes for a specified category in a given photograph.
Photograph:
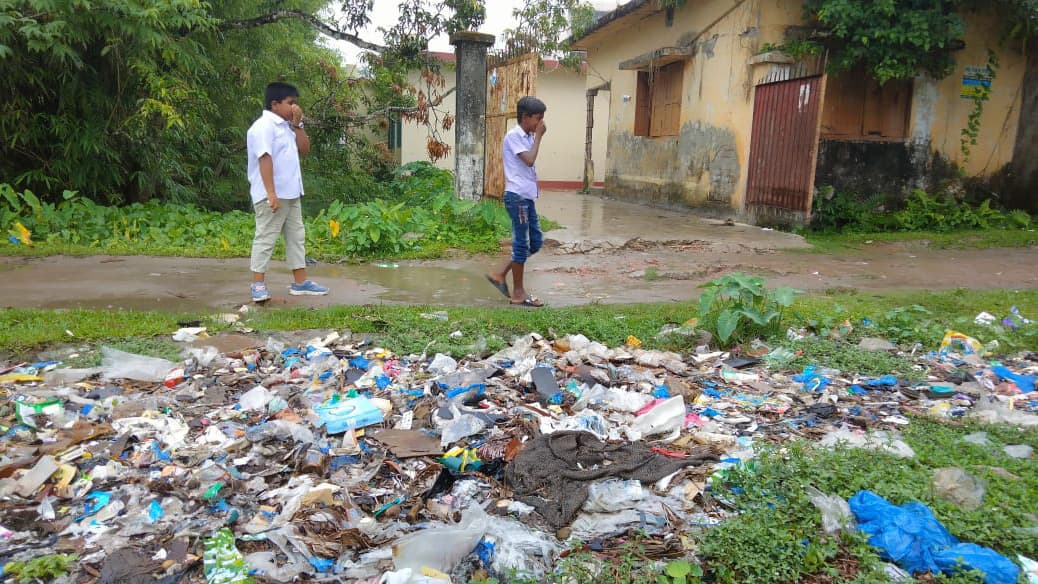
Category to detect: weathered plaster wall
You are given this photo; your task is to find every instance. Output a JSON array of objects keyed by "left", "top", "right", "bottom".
[
  {"left": 579, "top": 0, "right": 803, "bottom": 213},
  {"left": 817, "top": 11, "right": 1027, "bottom": 197},
  {"left": 401, "top": 63, "right": 608, "bottom": 184},
  {"left": 928, "top": 12, "right": 1026, "bottom": 177}
]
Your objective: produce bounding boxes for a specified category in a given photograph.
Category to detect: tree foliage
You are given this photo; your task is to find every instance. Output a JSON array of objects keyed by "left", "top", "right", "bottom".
[
  {"left": 799, "top": 0, "right": 1038, "bottom": 84},
  {"left": 0, "top": 0, "right": 595, "bottom": 206}
]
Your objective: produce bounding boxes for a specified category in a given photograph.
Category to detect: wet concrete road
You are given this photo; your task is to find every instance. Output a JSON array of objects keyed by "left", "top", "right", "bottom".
[{"left": 1, "top": 191, "right": 1036, "bottom": 311}]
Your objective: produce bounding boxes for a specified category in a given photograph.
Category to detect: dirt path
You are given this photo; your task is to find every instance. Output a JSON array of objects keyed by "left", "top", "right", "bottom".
[{"left": 1, "top": 191, "right": 1035, "bottom": 311}]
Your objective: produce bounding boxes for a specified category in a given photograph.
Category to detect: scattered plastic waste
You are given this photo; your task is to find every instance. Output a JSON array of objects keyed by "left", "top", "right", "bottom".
[{"left": 1, "top": 320, "right": 1036, "bottom": 582}]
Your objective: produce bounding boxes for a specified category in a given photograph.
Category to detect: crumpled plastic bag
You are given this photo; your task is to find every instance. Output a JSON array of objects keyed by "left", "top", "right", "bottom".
[
  {"left": 849, "top": 491, "right": 1019, "bottom": 583},
  {"left": 392, "top": 504, "right": 489, "bottom": 574},
  {"left": 101, "top": 347, "right": 176, "bottom": 382},
  {"left": 572, "top": 384, "right": 653, "bottom": 413},
  {"left": 819, "top": 425, "right": 915, "bottom": 458},
  {"left": 970, "top": 399, "right": 1038, "bottom": 427},
  {"left": 483, "top": 514, "right": 562, "bottom": 580},
  {"left": 807, "top": 486, "right": 854, "bottom": 534},
  {"left": 932, "top": 468, "right": 986, "bottom": 510},
  {"left": 939, "top": 330, "right": 984, "bottom": 357}
]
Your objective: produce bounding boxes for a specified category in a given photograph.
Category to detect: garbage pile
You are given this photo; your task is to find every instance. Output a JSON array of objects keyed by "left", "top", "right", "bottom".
[{"left": 1, "top": 326, "right": 1036, "bottom": 583}]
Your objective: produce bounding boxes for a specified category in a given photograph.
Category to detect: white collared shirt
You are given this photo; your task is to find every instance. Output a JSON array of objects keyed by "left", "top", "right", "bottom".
[
  {"left": 246, "top": 110, "right": 304, "bottom": 204},
  {"left": 503, "top": 124, "right": 538, "bottom": 200}
]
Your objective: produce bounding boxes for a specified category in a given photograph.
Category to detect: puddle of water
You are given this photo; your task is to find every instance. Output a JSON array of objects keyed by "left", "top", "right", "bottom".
[{"left": 319, "top": 262, "right": 507, "bottom": 306}]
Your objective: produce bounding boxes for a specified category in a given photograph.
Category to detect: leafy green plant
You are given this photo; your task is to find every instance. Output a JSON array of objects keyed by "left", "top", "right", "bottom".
[
  {"left": 808, "top": 188, "right": 895, "bottom": 233},
  {"left": 1007, "top": 209, "right": 1032, "bottom": 228},
  {"left": 658, "top": 560, "right": 703, "bottom": 584},
  {"left": 0, "top": 167, "right": 513, "bottom": 260},
  {"left": 697, "top": 273, "right": 802, "bottom": 347},
  {"left": 893, "top": 190, "right": 1006, "bottom": 232},
  {"left": 3, "top": 553, "right": 77, "bottom": 583}
]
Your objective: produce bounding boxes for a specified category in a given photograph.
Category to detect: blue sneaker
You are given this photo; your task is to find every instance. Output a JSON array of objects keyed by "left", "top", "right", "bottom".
[
  {"left": 289, "top": 280, "right": 329, "bottom": 296},
  {"left": 251, "top": 282, "right": 270, "bottom": 302}
]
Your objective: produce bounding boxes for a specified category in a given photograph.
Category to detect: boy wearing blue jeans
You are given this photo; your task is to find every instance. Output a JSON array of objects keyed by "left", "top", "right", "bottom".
[
  {"left": 486, "top": 96, "right": 547, "bottom": 307},
  {"left": 247, "top": 82, "right": 328, "bottom": 302}
]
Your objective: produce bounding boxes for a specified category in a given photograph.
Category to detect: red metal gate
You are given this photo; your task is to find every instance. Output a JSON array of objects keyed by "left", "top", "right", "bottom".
[{"left": 745, "top": 76, "right": 824, "bottom": 218}]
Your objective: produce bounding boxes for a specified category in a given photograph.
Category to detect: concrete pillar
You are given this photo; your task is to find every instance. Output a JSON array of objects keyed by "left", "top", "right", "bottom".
[
  {"left": 582, "top": 89, "right": 598, "bottom": 193},
  {"left": 449, "top": 31, "right": 495, "bottom": 201},
  {"left": 909, "top": 74, "right": 939, "bottom": 191}
]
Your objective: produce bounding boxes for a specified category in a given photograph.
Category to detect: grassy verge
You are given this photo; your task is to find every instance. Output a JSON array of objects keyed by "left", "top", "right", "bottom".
[
  {"left": 2, "top": 288, "right": 1036, "bottom": 358},
  {"left": 699, "top": 418, "right": 1038, "bottom": 583},
  {"left": 801, "top": 229, "right": 1038, "bottom": 254}
]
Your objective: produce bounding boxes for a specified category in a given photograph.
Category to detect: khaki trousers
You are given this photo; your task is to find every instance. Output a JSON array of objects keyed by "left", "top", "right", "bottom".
[{"left": 250, "top": 198, "right": 306, "bottom": 274}]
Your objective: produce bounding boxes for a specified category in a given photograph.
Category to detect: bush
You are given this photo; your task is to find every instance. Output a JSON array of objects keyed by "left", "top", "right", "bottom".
[
  {"left": 809, "top": 187, "right": 1031, "bottom": 233},
  {"left": 1, "top": 165, "right": 510, "bottom": 259}
]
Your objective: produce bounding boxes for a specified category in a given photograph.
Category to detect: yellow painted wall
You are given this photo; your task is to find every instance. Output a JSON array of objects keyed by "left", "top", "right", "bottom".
[
  {"left": 401, "top": 63, "right": 609, "bottom": 184},
  {"left": 578, "top": 0, "right": 804, "bottom": 211},
  {"left": 924, "top": 12, "right": 1025, "bottom": 175},
  {"left": 579, "top": 0, "right": 1025, "bottom": 212}
]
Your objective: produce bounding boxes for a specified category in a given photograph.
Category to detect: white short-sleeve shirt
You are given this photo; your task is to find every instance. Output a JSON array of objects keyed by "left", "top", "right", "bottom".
[
  {"left": 503, "top": 124, "right": 538, "bottom": 200},
  {"left": 247, "top": 110, "right": 304, "bottom": 204}
]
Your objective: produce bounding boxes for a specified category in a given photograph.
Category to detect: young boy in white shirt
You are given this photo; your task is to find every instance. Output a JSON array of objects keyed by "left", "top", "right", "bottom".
[
  {"left": 246, "top": 82, "right": 328, "bottom": 302},
  {"left": 486, "top": 96, "right": 547, "bottom": 307}
]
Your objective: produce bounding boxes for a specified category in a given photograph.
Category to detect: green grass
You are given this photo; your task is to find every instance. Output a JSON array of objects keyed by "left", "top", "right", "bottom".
[
  {"left": 800, "top": 229, "right": 1038, "bottom": 253},
  {"left": 702, "top": 418, "right": 1038, "bottom": 582},
  {"left": 3, "top": 288, "right": 1037, "bottom": 356}
]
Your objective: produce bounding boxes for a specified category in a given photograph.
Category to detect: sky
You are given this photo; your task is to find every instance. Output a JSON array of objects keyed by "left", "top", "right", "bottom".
[{"left": 325, "top": 0, "right": 623, "bottom": 64}]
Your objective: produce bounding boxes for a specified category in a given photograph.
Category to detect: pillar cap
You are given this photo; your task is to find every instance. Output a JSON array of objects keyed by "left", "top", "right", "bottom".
[{"left": 450, "top": 31, "right": 495, "bottom": 46}]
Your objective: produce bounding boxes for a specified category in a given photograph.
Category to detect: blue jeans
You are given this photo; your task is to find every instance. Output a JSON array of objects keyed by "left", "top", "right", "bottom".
[{"left": 504, "top": 192, "right": 542, "bottom": 264}]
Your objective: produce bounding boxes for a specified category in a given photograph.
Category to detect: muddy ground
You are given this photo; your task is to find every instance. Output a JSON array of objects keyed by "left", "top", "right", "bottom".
[{"left": 1, "top": 192, "right": 1035, "bottom": 311}]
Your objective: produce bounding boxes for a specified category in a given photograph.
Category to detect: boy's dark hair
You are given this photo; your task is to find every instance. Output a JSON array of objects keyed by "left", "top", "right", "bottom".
[
  {"left": 516, "top": 96, "right": 546, "bottom": 123},
  {"left": 265, "top": 82, "right": 299, "bottom": 110}
]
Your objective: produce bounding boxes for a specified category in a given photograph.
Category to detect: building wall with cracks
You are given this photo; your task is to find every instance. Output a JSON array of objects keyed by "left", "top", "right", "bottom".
[
  {"left": 577, "top": 0, "right": 1031, "bottom": 219},
  {"left": 816, "top": 11, "right": 1028, "bottom": 200},
  {"left": 575, "top": 0, "right": 806, "bottom": 216}
]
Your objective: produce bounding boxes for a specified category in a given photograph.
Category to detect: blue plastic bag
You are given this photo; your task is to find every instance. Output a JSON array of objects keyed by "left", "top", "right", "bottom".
[
  {"left": 849, "top": 491, "right": 1019, "bottom": 584},
  {"left": 990, "top": 365, "right": 1036, "bottom": 393},
  {"left": 866, "top": 375, "right": 898, "bottom": 388},
  {"left": 793, "top": 366, "right": 830, "bottom": 392}
]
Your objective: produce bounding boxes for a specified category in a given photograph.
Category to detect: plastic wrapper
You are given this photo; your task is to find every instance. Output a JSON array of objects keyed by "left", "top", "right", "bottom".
[
  {"left": 246, "top": 420, "right": 315, "bottom": 444},
  {"left": 938, "top": 330, "right": 984, "bottom": 357},
  {"left": 629, "top": 396, "right": 685, "bottom": 440},
  {"left": 427, "top": 353, "right": 458, "bottom": 375},
  {"left": 246, "top": 552, "right": 309, "bottom": 582},
  {"left": 484, "top": 515, "right": 562, "bottom": 580},
  {"left": 572, "top": 384, "right": 653, "bottom": 413},
  {"left": 101, "top": 347, "right": 176, "bottom": 382},
  {"left": 970, "top": 399, "right": 1038, "bottom": 427},
  {"left": 819, "top": 425, "right": 915, "bottom": 459},
  {"left": 203, "top": 528, "right": 251, "bottom": 584},
  {"left": 1003, "top": 444, "right": 1034, "bottom": 459},
  {"left": 1018, "top": 555, "right": 1038, "bottom": 584},
  {"left": 239, "top": 386, "right": 273, "bottom": 411},
  {"left": 932, "top": 468, "right": 986, "bottom": 510},
  {"left": 439, "top": 406, "right": 488, "bottom": 447},
  {"left": 392, "top": 504, "right": 488, "bottom": 574},
  {"left": 316, "top": 396, "right": 385, "bottom": 434},
  {"left": 807, "top": 486, "right": 854, "bottom": 534},
  {"left": 583, "top": 479, "right": 648, "bottom": 513}
]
